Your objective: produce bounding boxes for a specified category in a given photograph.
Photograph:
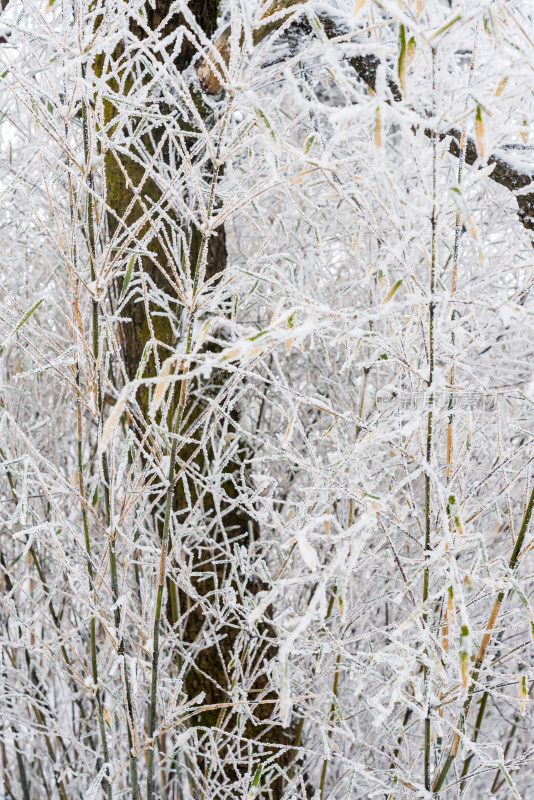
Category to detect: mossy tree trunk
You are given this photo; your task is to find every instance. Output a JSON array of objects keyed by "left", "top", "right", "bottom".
[{"left": 95, "top": 2, "right": 296, "bottom": 796}]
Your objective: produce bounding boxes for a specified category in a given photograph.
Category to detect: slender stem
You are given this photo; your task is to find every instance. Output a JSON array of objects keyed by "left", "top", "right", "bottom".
[
  {"left": 82, "top": 69, "right": 139, "bottom": 798},
  {"left": 287, "top": 590, "right": 337, "bottom": 790},
  {"left": 146, "top": 333, "right": 191, "bottom": 800},
  {"left": 146, "top": 233, "right": 207, "bottom": 800},
  {"left": 423, "top": 46, "right": 437, "bottom": 794},
  {"left": 461, "top": 621, "right": 519, "bottom": 788},
  {"left": 459, "top": 690, "right": 487, "bottom": 782},
  {"left": 77, "top": 377, "right": 112, "bottom": 798},
  {"left": 319, "top": 651, "right": 341, "bottom": 800},
  {"left": 13, "top": 739, "right": 31, "bottom": 800},
  {"left": 146, "top": 105, "right": 230, "bottom": 799},
  {"left": 446, "top": 36, "right": 477, "bottom": 477},
  {"left": 440, "top": 29, "right": 480, "bottom": 777},
  {"left": 67, "top": 90, "right": 112, "bottom": 797},
  {"left": 433, "top": 483, "right": 534, "bottom": 793},
  {"left": 0, "top": 557, "right": 32, "bottom": 800},
  {"left": 0, "top": 549, "right": 69, "bottom": 800},
  {"left": 489, "top": 705, "right": 522, "bottom": 794}
]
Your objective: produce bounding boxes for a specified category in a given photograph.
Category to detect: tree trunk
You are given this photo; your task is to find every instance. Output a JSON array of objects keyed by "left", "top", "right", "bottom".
[{"left": 96, "top": 2, "right": 297, "bottom": 796}]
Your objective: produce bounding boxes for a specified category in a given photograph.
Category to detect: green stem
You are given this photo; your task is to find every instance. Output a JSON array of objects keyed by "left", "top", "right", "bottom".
[
  {"left": 319, "top": 652, "right": 341, "bottom": 800},
  {"left": 76, "top": 345, "right": 112, "bottom": 799},
  {"left": 0, "top": 553, "right": 31, "bottom": 800},
  {"left": 146, "top": 347, "right": 189, "bottom": 800},
  {"left": 75, "top": 73, "right": 113, "bottom": 799},
  {"left": 82, "top": 71, "right": 139, "bottom": 799},
  {"left": 423, "top": 46, "right": 437, "bottom": 794},
  {"left": 146, "top": 105, "right": 230, "bottom": 800},
  {"left": 459, "top": 689, "right": 487, "bottom": 782},
  {"left": 14, "top": 738, "right": 31, "bottom": 800},
  {"left": 433, "top": 483, "right": 534, "bottom": 794}
]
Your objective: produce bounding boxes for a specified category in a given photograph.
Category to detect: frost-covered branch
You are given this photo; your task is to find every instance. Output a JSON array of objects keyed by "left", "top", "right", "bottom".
[{"left": 199, "top": 0, "right": 534, "bottom": 236}]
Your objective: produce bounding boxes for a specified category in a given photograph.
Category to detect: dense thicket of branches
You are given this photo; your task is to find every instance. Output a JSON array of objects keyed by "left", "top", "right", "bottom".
[{"left": 1, "top": 1, "right": 534, "bottom": 798}]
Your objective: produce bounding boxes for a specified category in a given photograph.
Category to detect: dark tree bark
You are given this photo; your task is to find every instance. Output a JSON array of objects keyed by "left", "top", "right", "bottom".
[{"left": 96, "top": 2, "right": 296, "bottom": 796}]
